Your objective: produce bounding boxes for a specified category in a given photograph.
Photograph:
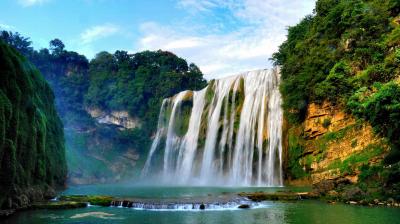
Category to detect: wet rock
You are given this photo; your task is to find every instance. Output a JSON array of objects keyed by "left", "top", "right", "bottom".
[
  {"left": 238, "top": 204, "right": 250, "bottom": 209},
  {"left": 239, "top": 191, "right": 316, "bottom": 201},
  {"left": 32, "top": 201, "right": 87, "bottom": 209},
  {"left": 122, "top": 201, "right": 130, "bottom": 207},
  {"left": 199, "top": 204, "right": 205, "bottom": 210}
]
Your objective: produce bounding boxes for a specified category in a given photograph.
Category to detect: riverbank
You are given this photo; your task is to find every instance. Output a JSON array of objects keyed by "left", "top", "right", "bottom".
[
  {"left": 239, "top": 191, "right": 400, "bottom": 208},
  {"left": 3, "top": 189, "right": 400, "bottom": 220}
]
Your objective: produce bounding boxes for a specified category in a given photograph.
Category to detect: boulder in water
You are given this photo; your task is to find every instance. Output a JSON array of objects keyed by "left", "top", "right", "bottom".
[
  {"left": 199, "top": 203, "right": 205, "bottom": 210},
  {"left": 238, "top": 204, "right": 250, "bottom": 209}
]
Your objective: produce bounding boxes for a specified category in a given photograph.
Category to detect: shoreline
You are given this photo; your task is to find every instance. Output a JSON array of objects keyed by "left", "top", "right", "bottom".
[{"left": 2, "top": 190, "right": 399, "bottom": 219}]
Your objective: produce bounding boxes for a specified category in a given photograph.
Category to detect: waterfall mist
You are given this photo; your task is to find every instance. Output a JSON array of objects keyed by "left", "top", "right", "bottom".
[{"left": 142, "top": 68, "right": 283, "bottom": 186}]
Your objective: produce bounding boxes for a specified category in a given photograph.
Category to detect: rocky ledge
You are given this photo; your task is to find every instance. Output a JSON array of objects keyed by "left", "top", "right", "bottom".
[{"left": 238, "top": 191, "right": 319, "bottom": 201}]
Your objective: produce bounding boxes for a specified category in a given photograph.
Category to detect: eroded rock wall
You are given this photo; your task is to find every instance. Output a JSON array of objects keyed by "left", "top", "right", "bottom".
[{"left": 285, "top": 101, "right": 387, "bottom": 186}]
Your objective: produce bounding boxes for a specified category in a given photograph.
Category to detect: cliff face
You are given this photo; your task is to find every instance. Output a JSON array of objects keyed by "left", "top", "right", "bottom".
[
  {"left": 86, "top": 107, "right": 141, "bottom": 130},
  {"left": 0, "top": 41, "right": 66, "bottom": 210},
  {"left": 286, "top": 101, "right": 387, "bottom": 186},
  {"left": 66, "top": 128, "right": 140, "bottom": 185}
]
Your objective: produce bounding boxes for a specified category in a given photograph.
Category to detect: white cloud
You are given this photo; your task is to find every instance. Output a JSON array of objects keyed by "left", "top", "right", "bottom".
[
  {"left": 137, "top": 0, "right": 315, "bottom": 79},
  {"left": 80, "top": 23, "right": 120, "bottom": 44},
  {"left": 0, "top": 23, "right": 16, "bottom": 31},
  {"left": 18, "top": 0, "right": 49, "bottom": 7}
]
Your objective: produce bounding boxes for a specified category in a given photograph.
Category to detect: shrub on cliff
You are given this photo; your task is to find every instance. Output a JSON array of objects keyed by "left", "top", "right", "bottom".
[
  {"left": 272, "top": 0, "right": 400, "bottom": 164},
  {"left": 348, "top": 82, "right": 400, "bottom": 163}
]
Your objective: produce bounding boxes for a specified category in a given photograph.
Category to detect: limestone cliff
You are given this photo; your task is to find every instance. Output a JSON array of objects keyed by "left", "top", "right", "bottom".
[
  {"left": 285, "top": 101, "right": 388, "bottom": 186},
  {"left": 86, "top": 107, "right": 141, "bottom": 130}
]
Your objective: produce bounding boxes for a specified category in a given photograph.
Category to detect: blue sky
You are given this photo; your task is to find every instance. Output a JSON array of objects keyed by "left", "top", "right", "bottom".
[{"left": 0, "top": 0, "right": 315, "bottom": 79}]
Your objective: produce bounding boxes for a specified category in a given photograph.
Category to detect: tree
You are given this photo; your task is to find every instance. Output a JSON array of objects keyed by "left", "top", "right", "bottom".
[
  {"left": 49, "top": 38, "right": 65, "bottom": 55},
  {"left": 0, "top": 30, "right": 33, "bottom": 56}
]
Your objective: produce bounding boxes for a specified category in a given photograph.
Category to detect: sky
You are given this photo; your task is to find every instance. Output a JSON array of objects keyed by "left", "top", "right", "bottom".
[{"left": 0, "top": 0, "right": 315, "bottom": 79}]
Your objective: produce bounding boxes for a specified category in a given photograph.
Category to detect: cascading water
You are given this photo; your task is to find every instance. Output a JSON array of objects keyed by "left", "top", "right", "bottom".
[{"left": 142, "top": 68, "right": 283, "bottom": 186}]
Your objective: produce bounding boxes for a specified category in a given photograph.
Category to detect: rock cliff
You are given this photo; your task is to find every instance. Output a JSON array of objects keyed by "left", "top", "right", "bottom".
[
  {"left": 86, "top": 107, "right": 141, "bottom": 130},
  {"left": 285, "top": 101, "right": 388, "bottom": 186}
]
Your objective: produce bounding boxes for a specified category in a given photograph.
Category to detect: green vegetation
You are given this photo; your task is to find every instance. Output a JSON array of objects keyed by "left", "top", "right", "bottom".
[
  {"left": 59, "top": 195, "right": 113, "bottom": 206},
  {"left": 0, "top": 40, "right": 66, "bottom": 208},
  {"left": 326, "top": 144, "right": 384, "bottom": 174},
  {"left": 86, "top": 50, "right": 206, "bottom": 136},
  {"left": 322, "top": 118, "right": 331, "bottom": 128},
  {"left": 287, "top": 129, "right": 308, "bottom": 179},
  {"left": 272, "top": 0, "right": 400, "bottom": 162},
  {"left": 347, "top": 82, "right": 400, "bottom": 163},
  {"left": 1, "top": 30, "right": 207, "bottom": 183}
]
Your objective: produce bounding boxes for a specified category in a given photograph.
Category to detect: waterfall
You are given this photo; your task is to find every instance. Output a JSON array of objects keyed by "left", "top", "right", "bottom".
[{"left": 141, "top": 68, "right": 283, "bottom": 186}]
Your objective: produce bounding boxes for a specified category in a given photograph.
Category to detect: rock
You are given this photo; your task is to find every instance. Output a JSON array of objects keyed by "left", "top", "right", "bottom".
[
  {"left": 313, "top": 180, "right": 335, "bottom": 195},
  {"left": 199, "top": 204, "right": 205, "bottom": 210},
  {"left": 238, "top": 204, "right": 250, "bottom": 209},
  {"left": 394, "top": 203, "right": 399, "bottom": 207},
  {"left": 349, "top": 201, "right": 358, "bottom": 205},
  {"left": 16, "top": 194, "right": 30, "bottom": 208},
  {"left": 373, "top": 199, "right": 380, "bottom": 204},
  {"left": 327, "top": 190, "right": 339, "bottom": 197},
  {"left": 238, "top": 192, "right": 304, "bottom": 201},
  {"left": 342, "top": 187, "right": 365, "bottom": 201},
  {"left": 32, "top": 201, "right": 87, "bottom": 209},
  {"left": 0, "top": 209, "right": 15, "bottom": 218},
  {"left": 378, "top": 202, "right": 385, "bottom": 206},
  {"left": 86, "top": 107, "right": 141, "bottom": 129},
  {"left": 122, "top": 201, "right": 130, "bottom": 207},
  {"left": 387, "top": 198, "right": 395, "bottom": 204},
  {"left": 44, "top": 188, "right": 56, "bottom": 200},
  {"left": 359, "top": 200, "right": 368, "bottom": 206}
]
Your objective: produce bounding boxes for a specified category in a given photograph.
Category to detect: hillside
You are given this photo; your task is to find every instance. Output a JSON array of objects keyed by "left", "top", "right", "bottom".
[
  {"left": 0, "top": 31, "right": 207, "bottom": 184},
  {"left": 273, "top": 0, "right": 400, "bottom": 201},
  {"left": 0, "top": 40, "right": 66, "bottom": 209}
]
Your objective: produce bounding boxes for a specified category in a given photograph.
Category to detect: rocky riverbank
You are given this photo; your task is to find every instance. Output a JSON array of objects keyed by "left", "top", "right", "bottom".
[
  {"left": 3, "top": 189, "right": 399, "bottom": 220},
  {"left": 238, "top": 189, "right": 400, "bottom": 208}
]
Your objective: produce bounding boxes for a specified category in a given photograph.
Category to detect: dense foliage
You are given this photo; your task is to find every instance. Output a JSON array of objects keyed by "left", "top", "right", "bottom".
[
  {"left": 86, "top": 50, "right": 206, "bottom": 133},
  {"left": 1, "top": 30, "right": 207, "bottom": 182},
  {"left": 0, "top": 40, "right": 66, "bottom": 208},
  {"left": 272, "top": 0, "right": 400, "bottom": 162}
]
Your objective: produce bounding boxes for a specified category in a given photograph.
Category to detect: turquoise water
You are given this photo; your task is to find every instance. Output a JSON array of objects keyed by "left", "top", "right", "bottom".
[{"left": 5, "top": 185, "right": 400, "bottom": 224}]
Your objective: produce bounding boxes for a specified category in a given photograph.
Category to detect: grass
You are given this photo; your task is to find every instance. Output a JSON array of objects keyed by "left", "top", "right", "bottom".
[
  {"left": 326, "top": 144, "right": 384, "bottom": 173},
  {"left": 59, "top": 195, "right": 113, "bottom": 206}
]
